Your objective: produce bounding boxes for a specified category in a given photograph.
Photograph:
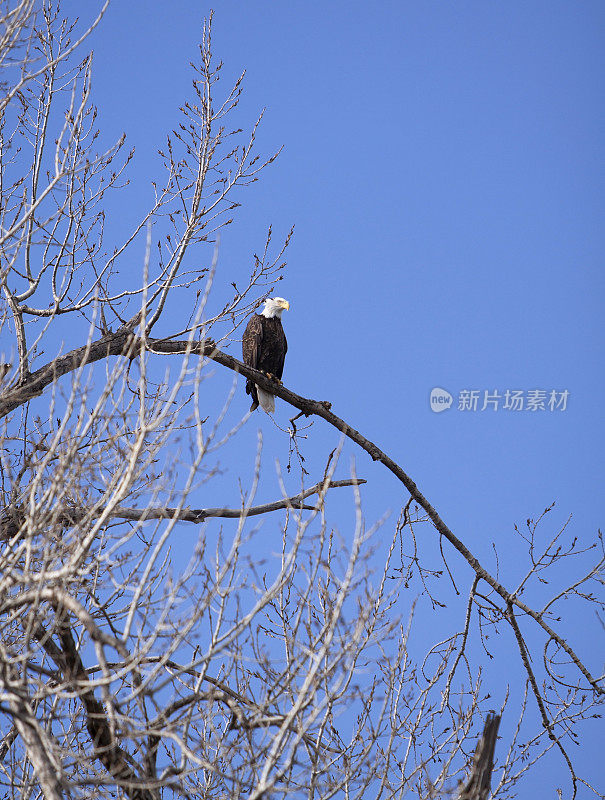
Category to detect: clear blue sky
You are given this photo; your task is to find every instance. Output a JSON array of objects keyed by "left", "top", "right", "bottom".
[{"left": 62, "top": 1, "right": 604, "bottom": 795}]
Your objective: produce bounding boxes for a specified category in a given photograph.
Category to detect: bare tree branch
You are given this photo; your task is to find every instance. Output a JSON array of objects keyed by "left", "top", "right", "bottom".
[{"left": 0, "top": 479, "right": 363, "bottom": 539}]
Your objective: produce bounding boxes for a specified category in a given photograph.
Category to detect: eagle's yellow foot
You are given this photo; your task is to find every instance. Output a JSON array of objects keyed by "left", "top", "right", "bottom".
[{"left": 264, "top": 372, "right": 283, "bottom": 384}]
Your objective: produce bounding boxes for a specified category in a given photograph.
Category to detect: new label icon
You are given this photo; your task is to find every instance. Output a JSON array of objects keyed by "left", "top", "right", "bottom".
[{"left": 430, "top": 387, "right": 453, "bottom": 413}]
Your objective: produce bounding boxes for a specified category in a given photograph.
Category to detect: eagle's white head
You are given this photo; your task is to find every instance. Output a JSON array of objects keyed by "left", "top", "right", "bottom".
[{"left": 261, "top": 297, "right": 290, "bottom": 318}]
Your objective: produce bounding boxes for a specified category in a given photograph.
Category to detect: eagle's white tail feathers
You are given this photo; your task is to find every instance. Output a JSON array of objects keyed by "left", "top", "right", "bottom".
[{"left": 257, "top": 387, "right": 275, "bottom": 413}]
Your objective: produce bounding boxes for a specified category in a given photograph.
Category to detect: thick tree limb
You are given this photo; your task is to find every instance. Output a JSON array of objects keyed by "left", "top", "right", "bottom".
[
  {"left": 0, "top": 313, "right": 151, "bottom": 419},
  {"left": 0, "top": 666, "right": 64, "bottom": 800},
  {"left": 33, "top": 612, "right": 154, "bottom": 800},
  {"left": 0, "top": 724, "right": 17, "bottom": 762},
  {"left": 457, "top": 713, "right": 501, "bottom": 800}
]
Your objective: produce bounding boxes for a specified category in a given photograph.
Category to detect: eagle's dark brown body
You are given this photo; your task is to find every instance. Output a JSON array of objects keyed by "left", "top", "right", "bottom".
[{"left": 242, "top": 313, "right": 288, "bottom": 412}]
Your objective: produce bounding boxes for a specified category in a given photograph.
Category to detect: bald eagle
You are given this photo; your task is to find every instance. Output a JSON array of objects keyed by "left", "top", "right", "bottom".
[{"left": 242, "top": 297, "right": 289, "bottom": 412}]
